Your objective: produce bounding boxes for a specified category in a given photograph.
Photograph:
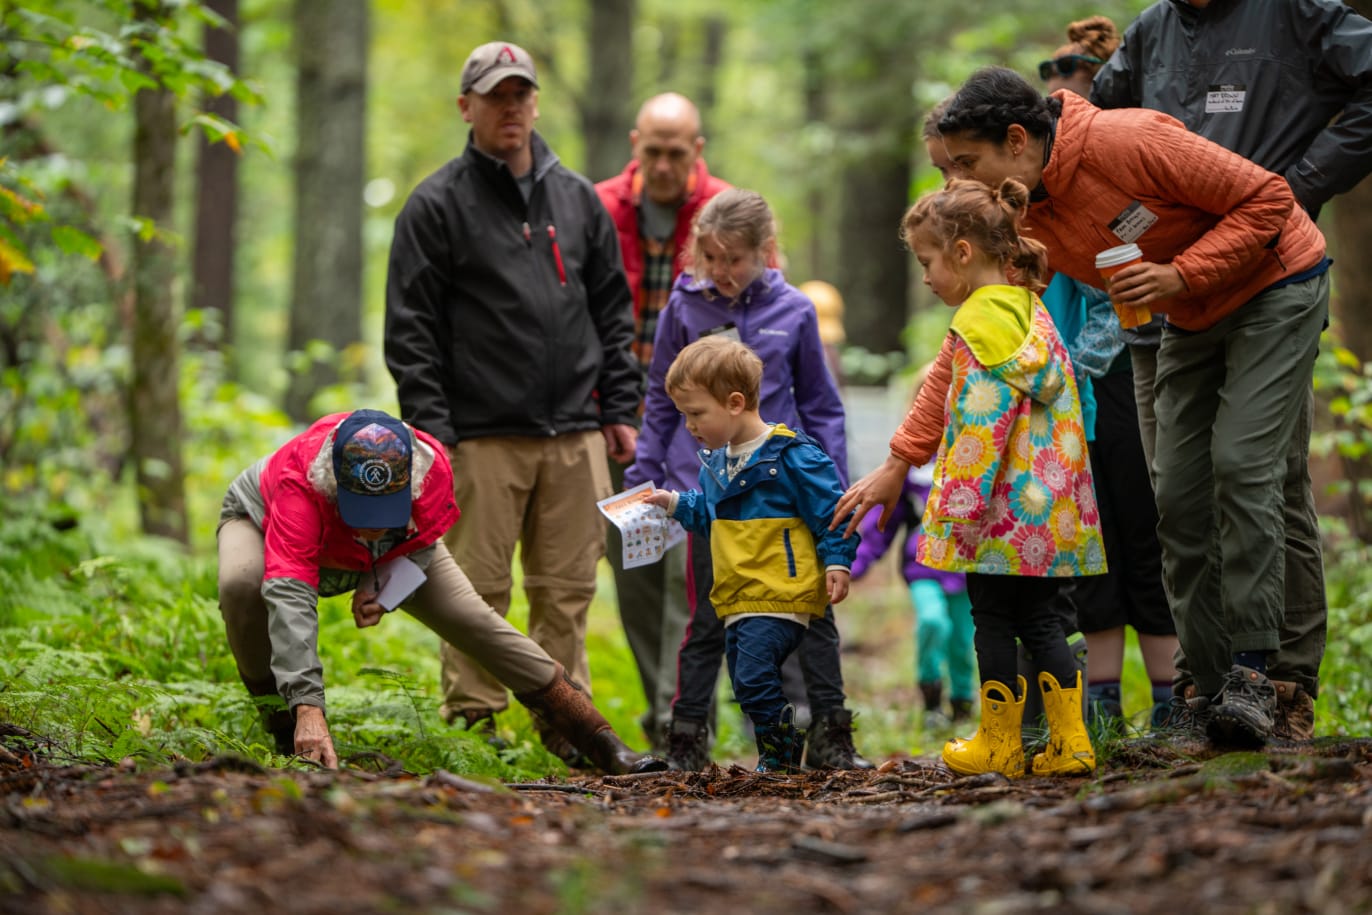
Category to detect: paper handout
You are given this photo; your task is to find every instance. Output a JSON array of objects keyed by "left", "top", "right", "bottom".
[
  {"left": 596, "top": 481, "right": 686, "bottom": 569},
  {"left": 374, "top": 555, "right": 427, "bottom": 611}
]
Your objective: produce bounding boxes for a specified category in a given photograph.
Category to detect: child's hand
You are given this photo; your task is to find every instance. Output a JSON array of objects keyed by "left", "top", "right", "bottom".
[
  {"left": 827, "top": 568, "right": 851, "bottom": 604},
  {"left": 645, "top": 488, "right": 675, "bottom": 510}
]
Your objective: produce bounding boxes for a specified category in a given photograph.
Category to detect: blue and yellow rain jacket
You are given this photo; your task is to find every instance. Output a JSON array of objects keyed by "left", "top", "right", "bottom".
[{"left": 671, "top": 424, "right": 858, "bottom": 619}]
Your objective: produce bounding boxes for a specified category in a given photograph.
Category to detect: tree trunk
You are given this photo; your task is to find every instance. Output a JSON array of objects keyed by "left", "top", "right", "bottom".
[
  {"left": 191, "top": 0, "right": 240, "bottom": 354},
  {"left": 802, "top": 47, "right": 828, "bottom": 282},
  {"left": 130, "top": 2, "right": 188, "bottom": 545},
  {"left": 1326, "top": 0, "right": 1372, "bottom": 540},
  {"left": 1328, "top": 178, "right": 1372, "bottom": 539},
  {"left": 835, "top": 150, "right": 910, "bottom": 352},
  {"left": 696, "top": 17, "right": 727, "bottom": 129},
  {"left": 583, "top": 0, "right": 635, "bottom": 183},
  {"left": 285, "top": 0, "right": 368, "bottom": 421}
]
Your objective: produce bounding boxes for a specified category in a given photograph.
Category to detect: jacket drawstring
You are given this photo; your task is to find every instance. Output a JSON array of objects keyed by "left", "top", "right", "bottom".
[{"left": 548, "top": 224, "right": 567, "bottom": 286}]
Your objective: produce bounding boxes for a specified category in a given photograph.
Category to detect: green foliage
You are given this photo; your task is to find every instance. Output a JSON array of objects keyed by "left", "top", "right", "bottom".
[
  {"left": 0, "top": 512, "right": 579, "bottom": 778},
  {"left": 1, "top": 0, "right": 264, "bottom": 273}
]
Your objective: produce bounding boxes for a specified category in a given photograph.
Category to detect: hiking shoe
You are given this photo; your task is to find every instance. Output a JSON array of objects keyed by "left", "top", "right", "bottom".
[
  {"left": 665, "top": 718, "right": 711, "bottom": 771},
  {"left": 804, "top": 708, "right": 874, "bottom": 770},
  {"left": 1151, "top": 694, "right": 1212, "bottom": 737},
  {"left": 1270, "top": 680, "right": 1315, "bottom": 742},
  {"left": 1206, "top": 665, "right": 1277, "bottom": 747}
]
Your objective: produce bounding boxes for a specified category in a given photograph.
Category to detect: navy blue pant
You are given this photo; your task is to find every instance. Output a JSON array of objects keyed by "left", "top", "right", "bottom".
[
  {"left": 671, "top": 532, "right": 848, "bottom": 721},
  {"left": 725, "top": 616, "right": 807, "bottom": 725}
]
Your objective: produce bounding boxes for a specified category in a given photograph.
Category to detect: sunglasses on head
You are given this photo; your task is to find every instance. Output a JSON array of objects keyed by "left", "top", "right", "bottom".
[{"left": 1038, "top": 54, "right": 1104, "bottom": 81}]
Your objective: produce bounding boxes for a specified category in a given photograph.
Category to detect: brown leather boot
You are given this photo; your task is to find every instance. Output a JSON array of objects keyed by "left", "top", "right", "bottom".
[
  {"left": 1270, "top": 679, "right": 1315, "bottom": 741},
  {"left": 516, "top": 665, "right": 667, "bottom": 775}
]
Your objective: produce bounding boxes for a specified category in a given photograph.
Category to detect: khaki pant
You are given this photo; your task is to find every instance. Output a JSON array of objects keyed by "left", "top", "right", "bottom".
[
  {"left": 441, "top": 431, "right": 611, "bottom": 719},
  {"left": 218, "top": 520, "right": 556, "bottom": 703}
]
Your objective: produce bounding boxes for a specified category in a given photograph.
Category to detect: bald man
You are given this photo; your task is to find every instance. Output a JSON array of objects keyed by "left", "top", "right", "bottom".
[{"left": 595, "top": 93, "right": 732, "bottom": 750}]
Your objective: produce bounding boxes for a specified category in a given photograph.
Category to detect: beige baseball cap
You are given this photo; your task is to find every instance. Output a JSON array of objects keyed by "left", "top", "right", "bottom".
[{"left": 461, "top": 42, "right": 539, "bottom": 95}]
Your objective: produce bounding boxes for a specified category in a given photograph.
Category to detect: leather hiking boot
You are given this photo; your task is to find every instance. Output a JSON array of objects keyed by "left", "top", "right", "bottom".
[
  {"left": 664, "top": 718, "right": 711, "bottom": 771},
  {"left": 536, "top": 725, "right": 593, "bottom": 769},
  {"left": 804, "top": 708, "right": 874, "bottom": 770},
  {"left": 1206, "top": 665, "right": 1277, "bottom": 747},
  {"left": 515, "top": 664, "right": 667, "bottom": 775},
  {"left": 1270, "top": 679, "right": 1315, "bottom": 742},
  {"left": 754, "top": 705, "right": 804, "bottom": 774}
]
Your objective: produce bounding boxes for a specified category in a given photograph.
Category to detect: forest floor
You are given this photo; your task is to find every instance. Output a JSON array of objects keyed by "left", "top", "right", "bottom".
[{"left": 2, "top": 726, "right": 1370, "bottom": 915}]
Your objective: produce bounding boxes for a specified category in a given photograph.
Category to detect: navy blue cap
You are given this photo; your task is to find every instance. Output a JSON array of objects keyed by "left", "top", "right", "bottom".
[{"left": 332, "top": 410, "right": 413, "bottom": 529}]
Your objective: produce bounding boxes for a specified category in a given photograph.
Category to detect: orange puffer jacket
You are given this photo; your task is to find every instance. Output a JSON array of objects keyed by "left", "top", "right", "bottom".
[{"left": 1029, "top": 92, "right": 1326, "bottom": 331}]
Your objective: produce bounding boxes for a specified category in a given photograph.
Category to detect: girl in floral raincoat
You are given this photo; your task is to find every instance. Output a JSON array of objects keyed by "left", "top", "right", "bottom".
[{"left": 835, "top": 178, "right": 1104, "bottom": 779}]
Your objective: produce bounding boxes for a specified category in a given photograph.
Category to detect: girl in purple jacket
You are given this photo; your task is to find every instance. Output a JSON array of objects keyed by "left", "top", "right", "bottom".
[
  {"left": 850, "top": 461, "right": 977, "bottom": 726},
  {"left": 626, "top": 188, "right": 868, "bottom": 771}
]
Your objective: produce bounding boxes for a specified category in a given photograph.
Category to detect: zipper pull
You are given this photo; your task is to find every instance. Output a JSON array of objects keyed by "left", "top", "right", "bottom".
[
  {"left": 522, "top": 222, "right": 532, "bottom": 245},
  {"left": 548, "top": 224, "right": 567, "bottom": 286}
]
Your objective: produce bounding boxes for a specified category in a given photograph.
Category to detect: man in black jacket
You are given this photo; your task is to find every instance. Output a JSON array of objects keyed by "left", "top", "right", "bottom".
[
  {"left": 1093, "top": 0, "right": 1372, "bottom": 740},
  {"left": 384, "top": 41, "right": 638, "bottom": 760}
]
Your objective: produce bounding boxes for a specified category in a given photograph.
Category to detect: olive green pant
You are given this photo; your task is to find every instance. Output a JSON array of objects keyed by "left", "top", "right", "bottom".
[
  {"left": 440, "top": 431, "right": 610, "bottom": 719},
  {"left": 1149, "top": 273, "right": 1328, "bottom": 697},
  {"left": 1134, "top": 338, "right": 1328, "bottom": 697}
]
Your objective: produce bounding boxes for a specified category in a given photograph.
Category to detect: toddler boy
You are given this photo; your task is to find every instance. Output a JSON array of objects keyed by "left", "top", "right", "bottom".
[{"left": 647, "top": 336, "right": 857, "bottom": 771}]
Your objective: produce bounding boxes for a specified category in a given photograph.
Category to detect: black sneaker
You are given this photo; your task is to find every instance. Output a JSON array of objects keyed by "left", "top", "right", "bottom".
[
  {"left": 803, "top": 708, "right": 874, "bottom": 770},
  {"left": 664, "top": 718, "right": 711, "bottom": 771},
  {"left": 1206, "top": 665, "right": 1277, "bottom": 747}
]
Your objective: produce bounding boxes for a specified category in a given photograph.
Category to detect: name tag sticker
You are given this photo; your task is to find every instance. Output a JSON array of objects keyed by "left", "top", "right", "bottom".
[
  {"left": 1109, "top": 201, "right": 1158, "bottom": 244},
  {"left": 1206, "top": 83, "right": 1246, "bottom": 113},
  {"left": 701, "top": 322, "right": 742, "bottom": 342}
]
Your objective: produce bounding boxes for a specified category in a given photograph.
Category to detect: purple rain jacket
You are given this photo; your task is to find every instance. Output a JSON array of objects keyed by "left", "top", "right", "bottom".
[
  {"left": 625, "top": 268, "right": 847, "bottom": 493},
  {"left": 849, "top": 467, "right": 966, "bottom": 594}
]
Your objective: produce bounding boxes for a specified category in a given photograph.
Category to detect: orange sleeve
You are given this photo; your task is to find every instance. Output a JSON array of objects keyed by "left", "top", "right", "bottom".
[{"left": 890, "top": 334, "right": 953, "bottom": 466}]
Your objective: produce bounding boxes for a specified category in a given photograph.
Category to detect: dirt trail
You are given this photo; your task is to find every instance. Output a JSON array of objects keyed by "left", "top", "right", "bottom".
[{"left": 3, "top": 729, "right": 1370, "bottom": 914}]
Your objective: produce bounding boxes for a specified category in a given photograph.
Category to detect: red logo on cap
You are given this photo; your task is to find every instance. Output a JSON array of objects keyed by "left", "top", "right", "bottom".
[{"left": 499, "top": 45, "right": 518, "bottom": 63}]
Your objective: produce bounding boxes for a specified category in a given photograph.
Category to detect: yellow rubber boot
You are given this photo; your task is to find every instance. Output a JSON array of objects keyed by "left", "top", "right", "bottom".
[
  {"left": 941, "top": 677, "right": 1026, "bottom": 778},
  {"left": 1031, "top": 670, "right": 1096, "bottom": 776}
]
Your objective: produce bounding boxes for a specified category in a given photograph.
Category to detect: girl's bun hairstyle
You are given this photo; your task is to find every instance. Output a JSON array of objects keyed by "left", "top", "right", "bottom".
[{"left": 900, "top": 177, "right": 1048, "bottom": 292}]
